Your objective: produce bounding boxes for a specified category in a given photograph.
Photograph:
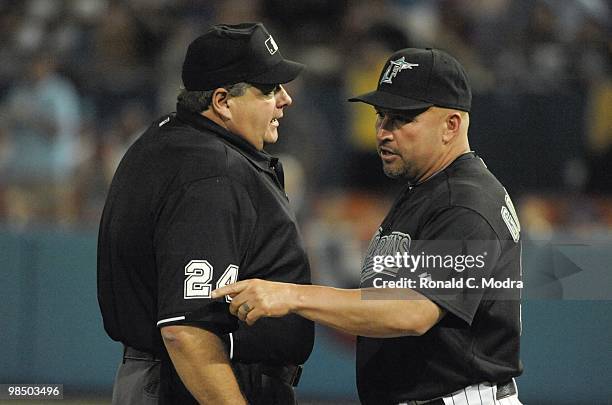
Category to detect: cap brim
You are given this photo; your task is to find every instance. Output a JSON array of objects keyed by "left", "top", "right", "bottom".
[
  {"left": 348, "top": 90, "right": 433, "bottom": 111},
  {"left": 248, "top": 59, "right": 305, "bottom": 85}
]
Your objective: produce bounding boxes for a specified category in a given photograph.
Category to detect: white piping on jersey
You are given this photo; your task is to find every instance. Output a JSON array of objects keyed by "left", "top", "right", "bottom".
[
  {"left": 229, "top": 332, "right": 234, "bottom": 359},
  {"left": 156, "top": 315, "right": 186, "bottom": 326},
  {"left": 159, "top": 116, "right": 171, "bottom": 127}
]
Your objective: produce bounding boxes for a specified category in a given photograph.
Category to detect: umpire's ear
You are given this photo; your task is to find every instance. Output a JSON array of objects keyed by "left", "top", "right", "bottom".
[{"left": 210, "top": 87, "right": 232, "bottom": 122}]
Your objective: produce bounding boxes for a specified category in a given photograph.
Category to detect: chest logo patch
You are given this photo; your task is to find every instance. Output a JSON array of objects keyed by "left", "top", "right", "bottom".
[{"left": 361, "top": 228, "right": 412, "bottom": 283}]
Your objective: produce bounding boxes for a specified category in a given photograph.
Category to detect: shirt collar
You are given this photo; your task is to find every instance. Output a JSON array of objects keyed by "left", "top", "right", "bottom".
[
  {"left": 411, "top": 151, "right": 477, "bottom": 188},
  {"left": 175, "top": 104, "right": 278, "bottom": 175}
]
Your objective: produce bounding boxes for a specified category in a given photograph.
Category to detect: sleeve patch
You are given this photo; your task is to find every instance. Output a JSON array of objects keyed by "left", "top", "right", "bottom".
[{"left": 501, "top": 194, "right": 520, "bottom": 242}]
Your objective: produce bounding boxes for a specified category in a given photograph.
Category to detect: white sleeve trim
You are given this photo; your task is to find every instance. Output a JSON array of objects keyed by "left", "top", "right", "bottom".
[
  {"left": 156, "top": 315, "right": 186, "bottom": 327},
  {"left": 229, "top": 332, "right": 234, "bottom": 359}
]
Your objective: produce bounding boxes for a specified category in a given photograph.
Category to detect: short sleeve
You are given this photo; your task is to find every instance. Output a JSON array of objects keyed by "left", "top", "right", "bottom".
[
  {"left": 406, "top": 207, "right": 502, "bottom": 325},
  {"left": 154, "top": 176, "right": 256, "bottom": 333}
]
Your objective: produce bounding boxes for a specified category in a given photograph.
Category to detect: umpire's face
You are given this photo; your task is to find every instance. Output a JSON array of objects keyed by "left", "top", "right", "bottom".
[
  {"left": 375, "top": 107, "right": 457, "bottom": 182},
  {"left": 225, "top": 84, "right": 293, "bottom": 150}
]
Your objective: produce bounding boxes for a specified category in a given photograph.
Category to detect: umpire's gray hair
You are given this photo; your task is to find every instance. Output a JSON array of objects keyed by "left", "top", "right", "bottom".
[{"left": 176, "top": 82, "right": 250, "bottom": 113}]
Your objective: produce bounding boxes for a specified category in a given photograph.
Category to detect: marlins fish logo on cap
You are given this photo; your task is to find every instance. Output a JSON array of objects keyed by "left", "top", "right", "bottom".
[{"left": 380, "top": 57, "right": 419, "bottom": 84}]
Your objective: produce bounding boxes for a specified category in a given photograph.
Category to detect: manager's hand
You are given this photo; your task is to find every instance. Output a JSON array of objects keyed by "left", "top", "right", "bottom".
[{"left": 212, "top": 279, "right": 298, "bottom": 325}]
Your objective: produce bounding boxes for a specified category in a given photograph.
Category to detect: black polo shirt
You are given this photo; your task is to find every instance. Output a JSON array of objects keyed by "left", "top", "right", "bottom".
[
  {"left": 357, "top": 152, "right": 522, "bottom": 404},
  {"left": 97, "top": 105, "right": 314, "bottom": 367}
]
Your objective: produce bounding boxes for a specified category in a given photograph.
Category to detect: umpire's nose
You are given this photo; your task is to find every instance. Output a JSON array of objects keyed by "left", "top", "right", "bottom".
[{"left": 276, "top": 85, "right": 293, "bottom": 108}]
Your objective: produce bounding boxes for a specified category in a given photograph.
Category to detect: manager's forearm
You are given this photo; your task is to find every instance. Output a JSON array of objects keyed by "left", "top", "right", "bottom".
[
  {"left": 161, "top": 325, "right": 246, "bottom": 404},
  {"left": 291, "top": 285, "right": 442, "bottom": 337}
]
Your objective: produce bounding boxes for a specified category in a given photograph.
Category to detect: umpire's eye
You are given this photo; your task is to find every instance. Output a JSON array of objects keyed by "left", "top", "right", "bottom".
[{"left": 252, "top": 83, "right": 281, "bottom": 96}]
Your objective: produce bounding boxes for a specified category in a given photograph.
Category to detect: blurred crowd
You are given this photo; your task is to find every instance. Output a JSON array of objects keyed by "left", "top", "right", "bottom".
[{"left": 0, "top": 0, "right": 610, "bottom": 242}]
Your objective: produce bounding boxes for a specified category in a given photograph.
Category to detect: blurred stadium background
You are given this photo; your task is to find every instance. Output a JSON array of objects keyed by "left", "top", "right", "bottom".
[{"left": 0, "top": 0, "right": 611, "bottom": 404}]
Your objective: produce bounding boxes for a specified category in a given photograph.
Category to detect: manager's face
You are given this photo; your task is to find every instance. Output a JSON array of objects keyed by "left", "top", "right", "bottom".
[
  {"left": 375, "top": 106, "right": 448, "bottom": 182},
  {"left": 226, "top": 84, "right": 293, "bottom": 151}
]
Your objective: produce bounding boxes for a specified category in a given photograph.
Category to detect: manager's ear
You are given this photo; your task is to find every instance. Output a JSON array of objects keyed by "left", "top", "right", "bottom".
[
  {"left": 442, "top": 111, "right": 463, "bottom": 144},
  {"left": 211, "top": 87, "right": 232, "bottom": 121}
]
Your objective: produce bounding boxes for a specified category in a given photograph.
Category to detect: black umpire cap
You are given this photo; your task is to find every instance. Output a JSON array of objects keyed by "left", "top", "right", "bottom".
[
  {"left": 349, "top": 48, "right": 472, "bottom": 112},
  {"left": 182, "top": 22, "right": 304, "bottom": 91}
]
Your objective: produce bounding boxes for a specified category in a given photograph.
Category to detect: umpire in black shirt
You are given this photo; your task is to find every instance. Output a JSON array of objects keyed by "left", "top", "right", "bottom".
[{"left": 97, "top": 23, "right": 314, "bottom": 404}]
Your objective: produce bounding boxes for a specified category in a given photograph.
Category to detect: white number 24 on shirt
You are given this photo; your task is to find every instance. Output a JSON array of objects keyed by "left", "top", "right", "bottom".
[{"left": 184, "top": 260, "right": 238, "bottom": 303}]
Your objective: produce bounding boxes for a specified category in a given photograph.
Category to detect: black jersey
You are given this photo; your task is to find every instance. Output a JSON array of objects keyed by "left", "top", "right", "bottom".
[
  {"left": 97, "top": 105, "right": 314, "bottom": 367},
  {"left": 357, "top": 152, "right": 522, "bottom": 404}
]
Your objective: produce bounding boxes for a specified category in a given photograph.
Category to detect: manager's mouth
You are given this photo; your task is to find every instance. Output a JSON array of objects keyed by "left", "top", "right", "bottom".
[{"left": 379, "top": 147, "right": 397, "bottom": 156}]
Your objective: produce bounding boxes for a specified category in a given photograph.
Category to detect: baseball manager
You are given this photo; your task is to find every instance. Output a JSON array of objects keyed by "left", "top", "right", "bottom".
[
  {"left": 98, "top": 23, "right": 314, "bottom": 404},
  {"left": 214, "top": 48, "right": 523, "bottom": 405}
]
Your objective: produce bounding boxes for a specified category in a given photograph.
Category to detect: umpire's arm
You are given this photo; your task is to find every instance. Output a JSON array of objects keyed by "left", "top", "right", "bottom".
[
  {"left": 161, "top": 325, "right": 246, "bottom": 404},
  {"left": 155, "top": 177, "right": 254, "bottom": 404}
]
